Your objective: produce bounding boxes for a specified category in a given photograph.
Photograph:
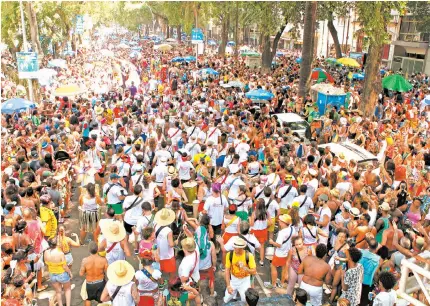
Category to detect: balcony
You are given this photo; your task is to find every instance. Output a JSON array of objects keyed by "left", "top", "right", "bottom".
[{"left": 398, "top": 32, "right": 429, "bottom": 43}]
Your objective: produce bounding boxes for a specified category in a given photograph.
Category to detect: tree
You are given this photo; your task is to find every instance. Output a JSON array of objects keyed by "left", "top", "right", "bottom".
[
  {"left": 356, "top": 1, "right": 406, "bottom": 117},
  {"left": 406, "top": 1, "right": 430, "bottom": 32},
  {"left": 26, "top": 2, "right": 43, "bottom": 54},
  {"left": 299, "top": 1, "right": 317, "bottom": 98}
]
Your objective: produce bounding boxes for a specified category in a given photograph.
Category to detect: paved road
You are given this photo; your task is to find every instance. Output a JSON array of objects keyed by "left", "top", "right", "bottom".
[{"left": 35, "top": 187, "right": 287, "bottom": 306}]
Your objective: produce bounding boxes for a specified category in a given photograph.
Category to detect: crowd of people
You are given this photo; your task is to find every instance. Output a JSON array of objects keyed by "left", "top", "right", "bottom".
[{"left": 1, "top": 29, "right": 430, "bottom": 306}]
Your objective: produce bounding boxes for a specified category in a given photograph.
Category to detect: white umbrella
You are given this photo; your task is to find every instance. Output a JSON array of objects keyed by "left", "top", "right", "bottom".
[
  {"left": 117, "top": 43, "right": 130, "bottom": 49},
  {"left": 165, "top": 38, "right": 176, "bottom": 42}
]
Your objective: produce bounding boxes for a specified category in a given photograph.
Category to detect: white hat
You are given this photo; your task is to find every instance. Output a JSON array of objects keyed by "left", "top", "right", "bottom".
[
  {"left": 101, "top": 221, "right": 126, "bottom": 242},
  {"left": 342, "top": 201, "right": 352, "bottom": 211},
  {"left": 308, "top": 168, "right": 318, "bottom": 176}
]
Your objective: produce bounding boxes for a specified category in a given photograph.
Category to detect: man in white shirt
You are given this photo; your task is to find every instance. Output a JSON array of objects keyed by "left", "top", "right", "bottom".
[
  {"left": 235, "top": 138, "right": 250, "bottom": 164},
  {"left": 203, "top": 184, "right": 228, "bottom": 236},
  {"left": 277, "top": 175, "right": 298, "bottom": 215},
  {"left": 179, "top": 238, "right": 201, "bottom": 287},
  {"left": 263, "top": 187, "right": 280, "bottom": 241},
  {"left": 151, "top": 157, "right": 168, "bottom": 188},
  {"left": 186, "top": 120, "right": 201, "bottom": 139},
  {"left": 185, "top": 135, "right": 201, "bottom": 159},
  {"left": 134, "top": 201, "right": 154, "bottom": 252},
  {"left": 148, "top": 77, "right": 158, "bottom": 92},
  {"left": 154, "top": 141, "right": 172, "bottom": 166},
  {"left": 221, "top": 222, "right": 260, "bottom": 255},
  {"left": 205, "top": 122, "right": 222, "bottom": 145},
  {"left": 176, "top": 152, "right": 194, "bottom": 183},
  {"left": 315, "top": 194, "right": 331, "bottom": 245},
  {"left": 225, "top": 164, "right": 245, "bottom": 201},
  {"left": 122, "top": 185, "right": 144, "bottom": 254},
  {"left": 167, "top": 122, "right": 182, "bottom": 147},
  {"left": 266, "top": 214, "right": 296, "bottom": 289},
  {"left": 103, "top": 174, "right": 126, "bottom": 219},
  {"left": 292, "top": 185, "right": 314, "bottom": 218}
]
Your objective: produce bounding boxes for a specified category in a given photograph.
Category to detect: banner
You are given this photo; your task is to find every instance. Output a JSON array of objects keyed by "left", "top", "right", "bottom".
[{"left": 17, "top": 52, "right": 39, "bottom": 79}]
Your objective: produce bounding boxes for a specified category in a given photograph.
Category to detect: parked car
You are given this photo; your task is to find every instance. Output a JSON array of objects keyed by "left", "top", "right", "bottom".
[
  {"left": 273, "top": 113, "right": 311, "bottom": 139},
  {"left": 318, "top": 142, "right": 378, "bottom": 168}
]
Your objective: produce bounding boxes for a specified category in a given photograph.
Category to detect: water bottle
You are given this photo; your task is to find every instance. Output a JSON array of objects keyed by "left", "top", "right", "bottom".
[{"left": 368, "top": 292, "right": 375, "bottom": 301}]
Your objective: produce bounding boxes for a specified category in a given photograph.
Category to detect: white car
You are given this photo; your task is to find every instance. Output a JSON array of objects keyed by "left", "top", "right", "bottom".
[
  {"left": 273, "top": 113, "right": 310, "bottom": 139},
  {"left": 318, "top": 142, "right": 378, "bottom": 168}
]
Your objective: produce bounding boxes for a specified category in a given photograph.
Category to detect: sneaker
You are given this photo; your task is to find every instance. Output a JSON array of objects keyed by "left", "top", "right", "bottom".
[
  {"left": 219, "top": 264, "right": 225, "bottom": 272},
  {"left": 263, "top": 282, "right": 275, "bottom": 289},
  {"left": 134, "top": 249, "right": 139, "bottom": 255},
  {"left": 259, "top": 260, "right": 264, "bottom": 266},
  {"left": 210, "top": 291, "right": 217, "bottom": 298}
]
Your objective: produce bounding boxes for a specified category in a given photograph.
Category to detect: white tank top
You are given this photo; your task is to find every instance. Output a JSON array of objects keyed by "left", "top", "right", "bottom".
[
  {"left": 82, "top": 197, "right": 98, "bottom": 211},
  {"left": 252, "top": 218, "right": 268, "bottom": 230},
  {"left": 107, "top": 281, "right": 135, "bottom": 306},
  {"left": 224, "top": 216, "right": 239, "bottom": 234},
  {"left": 156, "top": 226, "right": 174, "bottom": 260},
  {"left": 248, "top": 162, "right": 260, "bottom": 175},
  {"left": 302, "top": 225, "right": 318, "bottom": 245},
  {"left": 105, "top": 239, "right": 126, "bottom": 264}
]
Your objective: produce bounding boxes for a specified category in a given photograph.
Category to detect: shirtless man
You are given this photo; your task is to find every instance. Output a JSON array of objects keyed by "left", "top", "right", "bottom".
[
  {"left": 298, "top": 244, "right": 332, "bottom": 306},
  {"left": 352, "top": 172, "right": 364, "bottom": 195},
  {"left": 381, "top": 217, "right": 404, "bottom": 254},
  {"left": 349, "top": 213, "right": 376, "bottom": 249},
  {"left": 79, "top": 241, "right": 108, "bottom": 306},
  {"left": 363, "top": 164, "right": 379, "bottom": 190}
]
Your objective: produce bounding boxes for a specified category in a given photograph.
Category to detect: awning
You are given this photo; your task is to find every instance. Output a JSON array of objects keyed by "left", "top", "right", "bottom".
[{"left": 405, "top": 46, "right": 427, "bottom": 55}]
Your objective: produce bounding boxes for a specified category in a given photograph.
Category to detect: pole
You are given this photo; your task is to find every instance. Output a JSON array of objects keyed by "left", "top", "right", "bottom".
[
  {"left": 345, "top": 10, "right": 351, "bottom": 54},
  {"left": 19, "top": 0, "right": 34, "bottom": 102},
  {"left": 195, "top": 10, "right": 198, "bottom": 66}
]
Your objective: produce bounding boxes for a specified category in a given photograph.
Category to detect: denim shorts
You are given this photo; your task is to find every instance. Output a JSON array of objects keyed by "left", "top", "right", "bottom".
[{"left": 50, "top": 272, "right": 70, "bottom": 284}]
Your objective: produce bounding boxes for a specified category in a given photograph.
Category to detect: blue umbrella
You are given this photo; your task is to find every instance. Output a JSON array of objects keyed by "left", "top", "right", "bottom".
[
  {"left": 312, "top": 68, "right": 324, "bottom": 72},
  {"left": 171, "top": 57, "right": 185, "bottom": 63},
  {"left": 353, "top": 73, "right": 365, "bottom": 80},
  {"left": 208, "top": 40, "right": 217, "bottom": 46},
  {"left": 1, "top": 98, "right": 37, "bottom": 114},
  {"left": 276, "top": 51, "right": 284, "bottom": 57},
  {"left": 199, "top": 68, "right": 219, "bottom": 75},
  {"left": 296, "top": 57, "right": 302, "bottom": 63},
  {"left": 245, "top": 89, "right": 274, "bottom": 100},
  {"left": 184, "top": 56, "right": 196, "bottom": 62},
  {"left": 227, "top": 41, "right": 236, "bottom": 46}
]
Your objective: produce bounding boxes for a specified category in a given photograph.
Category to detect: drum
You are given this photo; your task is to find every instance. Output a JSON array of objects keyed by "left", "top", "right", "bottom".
[
  {"left": 182, "top": 181, "right": 197, "bottom": 214},
  {"left": 192, "top": 200, "right": 200, "bottom": 219},
  {"left": 265, "top": 246, "right": 275, "bottom": 261}
]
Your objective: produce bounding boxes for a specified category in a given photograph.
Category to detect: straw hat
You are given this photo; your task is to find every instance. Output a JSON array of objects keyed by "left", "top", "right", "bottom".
[
  {"left": 379, "top": 202, "right": 390, "bottom": 211},
  {"left": 95, "top": 106, "right": 104, "bottom": 115},
  {"left": 279, "top": 214, "right": 292, "bottom": 224},
  {"left": 167, "top": 166, "right": 177, "bottom": 176},
  {"left": 330, "top": 188, "right": 340, "bottom": 198},
  {"left": 154, "top": 208, "right": 175, "bottom": 226},
  {"left": 181, "top": 237, "right": 196, "bottom": 252},
  {"left": 107, "top": 260, "right": 135, "bottom": 286},
  {"left": 232, "top": 237, "right": 247, "bottom": 249},
  {"left": 101, "top": 221, "right": 126, "bottom": 242},
  {"left": 349, "top": 207, "right": 361, "bottom": 218}
]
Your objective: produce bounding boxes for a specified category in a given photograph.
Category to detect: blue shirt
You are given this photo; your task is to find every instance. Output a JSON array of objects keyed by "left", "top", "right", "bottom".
[{"left": 359, "top": 250, "right": 381, "bottom": 285}]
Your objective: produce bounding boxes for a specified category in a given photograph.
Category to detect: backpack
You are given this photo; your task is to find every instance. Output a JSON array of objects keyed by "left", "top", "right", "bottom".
[
  {"left": 195, "top": 226, "right": 211, "bottom": 260},
  {"left": 227, "top": 250, "right": 250, "bottom": 267}
]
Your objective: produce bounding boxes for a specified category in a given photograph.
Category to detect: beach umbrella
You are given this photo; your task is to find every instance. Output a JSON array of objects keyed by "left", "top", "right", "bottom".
[
  {"left": 240, "top": 51, "right": 260, "bottom": 57},
  {"left": 198, "top": 68, "right": 219, "bottom": 75},
  {"left": 100, "top": 49, "right": 114, "bottom": 57},
  {"left": 207, "top": 40, "right": 217, "bottom": 46},
  {"left": 154, "top": 44, "right": 172, "bottom": 51},
  {"left": 296, "top": 57, "right": 302, "bottom": 64},
  {"left": 227, "top": 41, "right": 236, "bottom": 46},
  {"left": 312, "top": 68, "right": 324, "bottom": 72},
  {"left": 311, "top": 70, "right": 334, "bottom": 82},
  {"left": 54, "top": 84, "right": 85, "bottom": 96},
  {"left": 245, "top": 89, "right": 274, "bottom": 100},
  {"left": 1, "top": 98, "right": 37, "bottom": 114},
  {"left": 337, "top": 57, "right": 360, "bottom": 67},
  {"left": 421, "top": 95, "right": 430, "bottom": 107},
  {"left": 227, "top": 81, "right": 245, "bottom": 88},
  {"left": 47, "top": 59, "right": 67, "bottom": 69},
  {"left": 325, "top": 58, "right": 337, "bottom": 64},
  {"left": 171, "top": 57, "right": 185, "bottom": 63},
  {"left": 382, "top": 74, "right": 413, "bottom": 92},
  {"left": 353, "top": 73, "right": 365, "bottom": 80},
  {"left": 184, "top": 56, "right": 196, "bottom": 62}
]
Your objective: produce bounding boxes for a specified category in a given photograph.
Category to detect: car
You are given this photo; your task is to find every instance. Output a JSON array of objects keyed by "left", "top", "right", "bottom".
[
  {"left": 273, "top": 113, "right": 311, "bottom": 139},
  {"left": 318, "top": 142, "right": 378, "bottom": 168}
]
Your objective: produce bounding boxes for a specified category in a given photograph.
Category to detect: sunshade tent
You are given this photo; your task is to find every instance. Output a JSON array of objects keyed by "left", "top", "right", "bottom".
[
  {"left": 227, "top": 81, "right": 245, "bottom": 88},
  {"left": 184, "top": 56, "right": 196, "bottom": 62},
  {"left": 382, "top": 74, "right": 413, "bottom": 92},
  {"left": 54, "top": 85, "right": 85, "bottom": 96},
  {"left": 198, "top": 68, "right": 219, "bottom": 75},
  {"left": 154, "top": 44, "right": 172, "bottom": 51},
  {"left": 48, "top": 59, "right": 67, "bottom": 69},
  {"left": 1, "top": 98, "right": 37, "bottom": 114},
  {"left": 245, "top": 89, "right": 274, "bottom": 100},
  {"left": 171, "top": 57, "right": 185, "bottom": 63},
  {"left": 240, "top": 51, "right": 260, "bottom": 57},
  {"left": 311, "top": 70, "right": 334, "bottom": 83},
  {"left": 337, "top": 57, "right": 360, "bottom": 67}
]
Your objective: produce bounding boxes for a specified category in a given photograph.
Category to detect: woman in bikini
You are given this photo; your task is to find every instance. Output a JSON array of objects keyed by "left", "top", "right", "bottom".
[{"left": 286, "top": 236, "right": 312, "bottom": 296}]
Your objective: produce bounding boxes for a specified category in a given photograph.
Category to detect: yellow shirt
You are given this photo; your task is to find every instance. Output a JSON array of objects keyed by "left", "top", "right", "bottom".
[
  {"left": 40, "top": 206, "right": 57, "bottom": 239},
  {"left": 193, "top": 152, "right": 211, "bottom": 165},
  {"left": 225, "top": 251, "right": 256, "bottom": 278}
]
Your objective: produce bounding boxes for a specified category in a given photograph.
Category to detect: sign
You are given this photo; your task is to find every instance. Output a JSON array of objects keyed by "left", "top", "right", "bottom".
[
  {"left": 76, "top": 15, "right": 84, "bottom": 34},
  {"left": 191, "top": 28, "right": 204, "bottom": 44},
  {"left": 17, "top": 52, "right": 39, "bottom": 79}
]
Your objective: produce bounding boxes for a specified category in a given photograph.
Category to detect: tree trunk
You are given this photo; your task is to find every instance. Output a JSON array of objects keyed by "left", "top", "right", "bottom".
[
  {"left": 261, "top": 34, "right": 271, "bottom": 71},
  {"left": 327, "top": 18, "right": 342, "bottom": 58},
  {"left": 234, "top": 2, "right": 239, "bottom": 57},
  {"left": 166, "top": 25, "right": 170, "bottom": 39},
  {"left": 262, "top": 17, "right": 288, "bottom": 70},
  {"left": 26, "top": 2, "right": 43, "bottom": 55},
  {"left": 177, "top": 25, "right": 182, "bottom": 43},
  {"left": 360, "top": 42, "right": 383, "bottom": 117},
  {"left": 218, "top": 13, "right": 229, "bottom": 56},
  {"left": 299, "top": 1, "right": 317, "bottom": 99}
]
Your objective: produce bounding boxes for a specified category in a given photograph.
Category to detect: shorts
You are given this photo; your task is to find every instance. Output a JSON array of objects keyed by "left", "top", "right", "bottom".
[
  {"left": 268, "top": 218, "right": 276, "bottom": 232},
  {"left": 223, "top": 232, "right": 238, "bottom": 244},
  {"left": 199, "top": 267, "right": 215, "bottom": 287},
  {"left": 108, "top": 203, "right": 123, "bottom": 215},
  {"left": 86, "top": 279, "right": 106, "bottom": 302},
  {"left": 124, "top": 220, "right": 134, "bottom": 235},
  {"left": 159, "top": 257, "right": 176, "bottom": 273},
  {"left": 272, "top": 254, "right": 287, "bottom": 267},
  {"left": 50, "top": 272, "right": 70, "bottom": 284},
  {"left": 211, "top": 224, "right": 222, "bottom": 236},
  {"left": 251, "top": 229, "right": 268, "bottom": 244}
]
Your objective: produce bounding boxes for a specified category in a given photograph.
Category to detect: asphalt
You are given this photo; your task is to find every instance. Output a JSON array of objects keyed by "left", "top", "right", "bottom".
[{"left": 35, "top": 186, "right": 288, "bottom": 306}]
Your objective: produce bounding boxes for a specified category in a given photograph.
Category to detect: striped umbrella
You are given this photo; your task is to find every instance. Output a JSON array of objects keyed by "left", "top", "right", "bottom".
[{"left": 311, "top": 70, "right": 334, "bottom": 83}]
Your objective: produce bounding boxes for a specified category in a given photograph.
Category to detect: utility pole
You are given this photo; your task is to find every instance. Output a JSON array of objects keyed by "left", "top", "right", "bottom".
[{"left": 19, "top": 0, "right": 34, "bottom": 102}]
